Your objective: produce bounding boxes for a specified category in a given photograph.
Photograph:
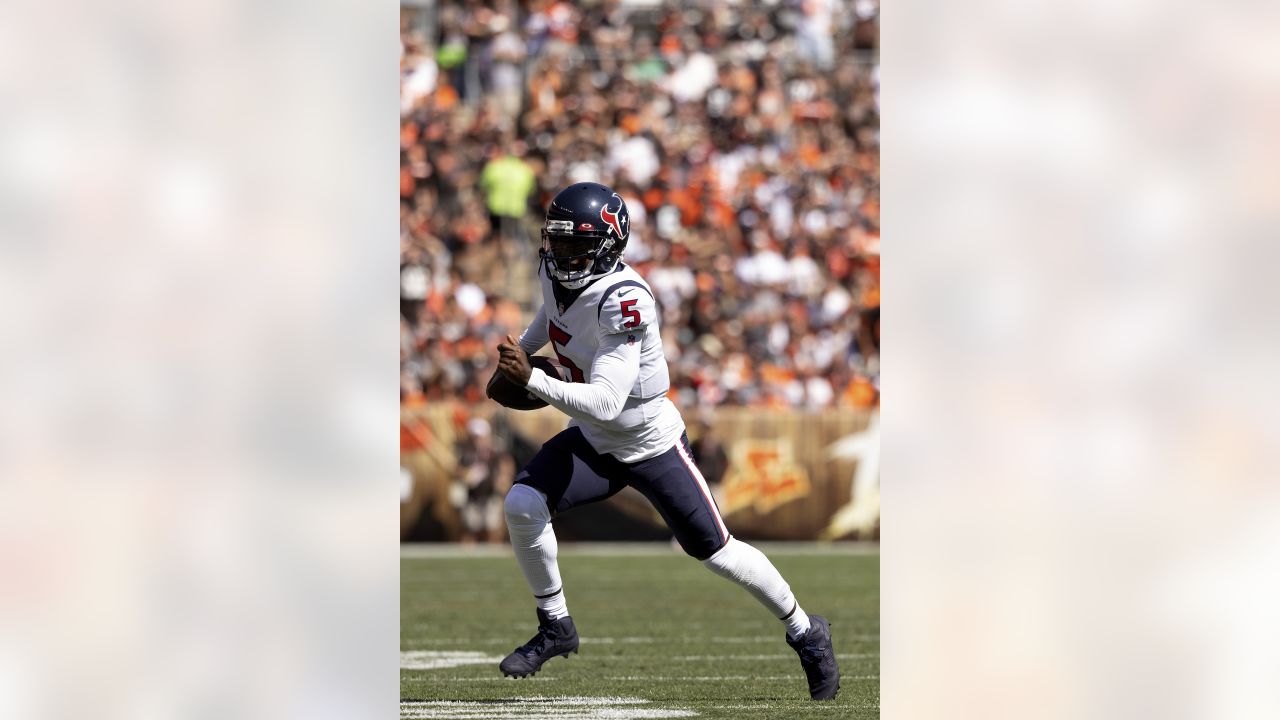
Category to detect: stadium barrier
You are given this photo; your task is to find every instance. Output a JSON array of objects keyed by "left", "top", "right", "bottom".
[{"left": 401, "top": 403, "right": 879, "bottom": 543}]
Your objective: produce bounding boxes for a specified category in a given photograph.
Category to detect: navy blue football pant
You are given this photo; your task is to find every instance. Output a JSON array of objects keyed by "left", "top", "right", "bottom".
[{"left": 514, "top": 427, "right": 731, "bottom": 560}]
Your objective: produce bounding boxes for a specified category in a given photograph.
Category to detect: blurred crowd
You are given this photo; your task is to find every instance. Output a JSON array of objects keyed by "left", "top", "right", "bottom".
[{"left": 401, "top": 0, "right": 880, "bottom": 412}]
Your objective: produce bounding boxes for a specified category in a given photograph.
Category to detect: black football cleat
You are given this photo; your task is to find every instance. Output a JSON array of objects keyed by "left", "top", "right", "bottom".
[
  {"left": 499, "top": 608, "right": 579, "bottom": 678},
  {"left": 787, "top": 614, "right": 841, "bottom": 700}
]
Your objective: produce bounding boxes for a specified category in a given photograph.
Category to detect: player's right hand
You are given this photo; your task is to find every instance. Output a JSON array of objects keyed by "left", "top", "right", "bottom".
[{"left": 497, "top": 335, "right": 532, "bottom": 386}]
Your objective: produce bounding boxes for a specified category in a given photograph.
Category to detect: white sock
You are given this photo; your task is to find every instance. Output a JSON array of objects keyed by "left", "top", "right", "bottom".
[
  {"left": 534, "top": 587, "right": 568, "bottom": 620},
  {"left": 504, "top": 484, "right": 569, "bottom": 620},
  {"left": 702, "top": 537, "right": 811, "bottom": 639},
  {"left": 783, "top": 603, "right": 812, "bottom": 640}
]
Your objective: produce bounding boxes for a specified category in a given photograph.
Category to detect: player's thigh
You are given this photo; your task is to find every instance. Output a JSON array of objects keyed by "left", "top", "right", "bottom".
[
  {"left": 625, "top": 433, "right": 731, "bottom": 560},
  {"left": 514, "top": 427, "right": 628, "bottom": 515}
]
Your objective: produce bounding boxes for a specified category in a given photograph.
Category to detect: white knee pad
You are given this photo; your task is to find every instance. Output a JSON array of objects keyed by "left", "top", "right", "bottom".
[
  {"left": 505, "top": 484, "right": 551, "bottom": 527},
  {"left": 504, "top": 484, "right": 564, "bottom": 610}
]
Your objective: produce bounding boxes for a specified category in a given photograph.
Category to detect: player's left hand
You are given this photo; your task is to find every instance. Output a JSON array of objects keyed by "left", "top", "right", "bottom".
[{"left": 497, "top": 335, "right": 532, "bottom": 386}]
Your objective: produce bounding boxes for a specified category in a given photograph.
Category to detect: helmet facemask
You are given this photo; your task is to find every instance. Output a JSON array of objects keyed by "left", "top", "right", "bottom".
[{"left": 540, "top": 224, "right": 616, "bottom": 290}]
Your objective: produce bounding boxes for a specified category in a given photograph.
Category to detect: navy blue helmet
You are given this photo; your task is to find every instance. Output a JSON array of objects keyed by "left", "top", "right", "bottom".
[{"left": 540, "top": 182, "right": 630, "bottom": 289}]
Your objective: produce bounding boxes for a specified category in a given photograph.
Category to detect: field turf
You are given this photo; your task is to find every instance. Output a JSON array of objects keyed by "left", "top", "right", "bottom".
[{"left": 401, "top": 543, "right": 879, "bottom": 719}]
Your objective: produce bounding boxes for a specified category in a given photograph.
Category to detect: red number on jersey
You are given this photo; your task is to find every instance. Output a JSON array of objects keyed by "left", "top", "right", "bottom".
[
  {"left": 547, "top": 321, "right": 586, "bottom": 383},
  {"left": 620, "top": 299, "right": 641, "bottom": 329}
]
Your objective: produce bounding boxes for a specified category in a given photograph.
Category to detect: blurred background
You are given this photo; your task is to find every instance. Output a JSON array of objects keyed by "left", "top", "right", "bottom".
[{"left": 399, "top": 0, "right": 880, "bottom": 545}]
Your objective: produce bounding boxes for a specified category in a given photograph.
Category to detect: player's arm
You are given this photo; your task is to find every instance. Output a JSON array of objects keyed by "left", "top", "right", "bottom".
[
  {"left": 518, "top": 285, "right": 654, "bottom": 421},
  {"left": 523, "top": 332, "right": 639, "bottom": 422},
  {"left": 517, "top": 304, "right": 549, "bottom": 354}
]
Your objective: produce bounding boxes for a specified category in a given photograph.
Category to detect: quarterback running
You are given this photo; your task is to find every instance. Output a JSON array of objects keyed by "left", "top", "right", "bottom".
[{"left": 492, "top": 182, "right": 840, "bottom": 700}]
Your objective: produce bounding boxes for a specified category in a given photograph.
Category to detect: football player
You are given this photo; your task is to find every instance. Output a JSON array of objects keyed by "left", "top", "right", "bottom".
[{"left": 494, "top": 182, "right": 840, "bottom": 700}]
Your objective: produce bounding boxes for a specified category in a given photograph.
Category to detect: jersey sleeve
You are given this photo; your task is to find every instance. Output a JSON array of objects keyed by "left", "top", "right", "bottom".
[
  {"left": 518, "top": 304, "right": 549, "bottom": 354},
  {"left": 596, "top": 282, "right": 656, "bottom": 336},
  {"left": 525, "top": 332, "right": 640, "bottom": 422}
]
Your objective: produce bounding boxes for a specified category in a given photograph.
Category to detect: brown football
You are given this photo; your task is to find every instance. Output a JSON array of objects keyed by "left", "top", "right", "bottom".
[{"left": 486, "top": 355, "right": 573, "bottom": 410}]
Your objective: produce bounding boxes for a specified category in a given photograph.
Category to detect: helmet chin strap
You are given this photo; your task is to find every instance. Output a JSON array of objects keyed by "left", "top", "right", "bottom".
[
  {"left": 541, "top": 237, "right": 621, "bottom": 290},
  {"left": 553, "top": 260, "right": 615, "bottom": 290},
  {"left": 543, "top": 256, "right": 594, "bottom": 290}
]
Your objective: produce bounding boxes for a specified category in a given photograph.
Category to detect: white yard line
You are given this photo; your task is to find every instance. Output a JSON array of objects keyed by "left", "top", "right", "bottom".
[
  {"left": 405, "top": 675, "right": 880, "bottom": 682},
  {"left": 606, "top": 674, "right": 880, "bottom": 681},
  {"left": 399, "top": 696, "right": 696, "bottom": 719},
  {"left": 401, "top": 651, "right": 509, "bottom": 670},
  {"left": 716, "top": 702, "right": 885, "bottom": 707},
  {"left": 403, "top": 635, "right": 879, "bottom": 646},
  {"left": 667, "top": 653, "right": 877, "bottom": 661}
]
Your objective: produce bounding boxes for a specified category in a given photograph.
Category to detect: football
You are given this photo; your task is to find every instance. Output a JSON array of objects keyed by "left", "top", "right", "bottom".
[{"left": 486, "top": 355, "right": 572, "bottom": 410}]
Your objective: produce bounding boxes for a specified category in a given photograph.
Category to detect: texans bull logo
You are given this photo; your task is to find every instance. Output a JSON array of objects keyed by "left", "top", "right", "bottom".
[{"left": 599, "top": 193, "right": 625, "bottom": 238}]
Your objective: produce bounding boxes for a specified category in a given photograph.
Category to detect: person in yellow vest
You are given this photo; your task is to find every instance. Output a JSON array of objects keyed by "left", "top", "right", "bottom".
[{"left": 479, "top": 140, "right": 536, "bottom": 244}]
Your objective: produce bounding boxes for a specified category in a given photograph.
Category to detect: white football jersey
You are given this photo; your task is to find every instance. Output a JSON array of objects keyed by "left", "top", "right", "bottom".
[{"left": 529, "top": 262, "right": 685, "bottom": 463}]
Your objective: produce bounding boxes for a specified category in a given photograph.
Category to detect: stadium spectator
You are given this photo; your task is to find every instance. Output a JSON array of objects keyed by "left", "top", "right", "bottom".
[
  {"left": 479, "top": 140, "right": 536, "bottom": 244},
  {"left": 488, "top": 18, "right": 527, "bottom": 121},
  {"left": 688, "top": 417, "right": 729, "bottom": 488},
  {"left": 452, "top": 417, "right": 515, "bottom": 544}
]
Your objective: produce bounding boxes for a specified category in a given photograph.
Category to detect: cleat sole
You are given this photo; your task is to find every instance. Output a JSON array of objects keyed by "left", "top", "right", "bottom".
[{"left": 500, "top": 644, "right": 577, "bottom": 678}]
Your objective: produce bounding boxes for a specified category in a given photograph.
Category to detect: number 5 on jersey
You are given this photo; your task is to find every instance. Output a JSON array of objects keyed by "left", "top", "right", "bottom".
[
  {"left": 620, "top": 299, "right": 641, "bottom": 329},
  {"left": 548, "top": 321, "right": 586, "bottom": 383}
]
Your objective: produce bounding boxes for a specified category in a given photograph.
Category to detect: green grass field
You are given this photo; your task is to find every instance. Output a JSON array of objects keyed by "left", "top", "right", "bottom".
[{"left": 401, "top": 543, "right": 879, "bottom": 719}]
